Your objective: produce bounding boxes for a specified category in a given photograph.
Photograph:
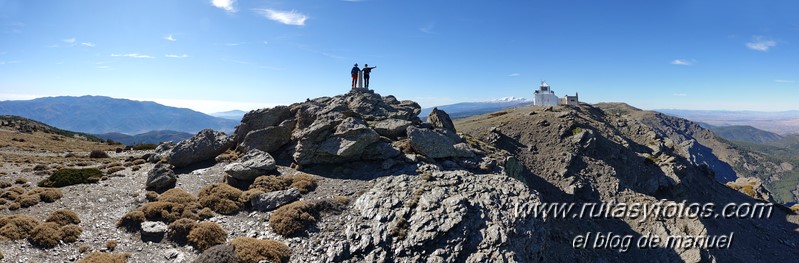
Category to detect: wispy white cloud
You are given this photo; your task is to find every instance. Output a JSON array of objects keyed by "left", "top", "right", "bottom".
[
  {"left": 164, "top": 34, "right": 176, "bottom": 42},
  {"left": 775, "top": 79, "right": 794, "bottom": 83},
  {"left": 96, "top": 65, "right": 111, "bottom": 69},
  {"left": 254, "top": 9, "right": 308, "bottom": 26},
  {"left": 746, "top": 36, "right": 776, "bottom": 51},
  {"left": 0, "top": 60, "right": 21, "bottom": 65},
  {"left": 420, "top": 23, "right": 435, "bottom": 34},
  {"left": 62, "top": 37, "right": 76, "bottom": 44},
  {"left": 211, "top": 0, "right": 236, "bottom": 13},
  {"left": 508, "top": 73, "right": 520, "bottom": 77},
  {"left": 81, "top": 42, "right": 95, "bottom": 47},
  {"left": 165, "top": 54, "right": 189, "bottom": 58},
  {"left": 224, "top": 42, "right": 242, "bottom": 46},
  {"left": 671, "top": 59, "right": 694, "bottom": 66},
  {"left": 111, "top": 53, "right": 154, "bottom": 59},
  {"left": 672, "top": 93, "right": 688, "bottom": 97}
]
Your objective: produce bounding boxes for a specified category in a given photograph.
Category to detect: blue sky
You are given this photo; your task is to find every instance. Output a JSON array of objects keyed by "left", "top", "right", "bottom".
[{"left": 1, "top": 0, "right": 797, "bottom": 113}]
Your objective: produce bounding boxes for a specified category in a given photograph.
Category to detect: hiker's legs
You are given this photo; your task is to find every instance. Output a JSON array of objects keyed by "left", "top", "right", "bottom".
[
  {"left": 365, "top": 75, "right": 370, "bottom": 88},
  {"left": 351, "top": 74, "right": 357, "bottom": 88}
]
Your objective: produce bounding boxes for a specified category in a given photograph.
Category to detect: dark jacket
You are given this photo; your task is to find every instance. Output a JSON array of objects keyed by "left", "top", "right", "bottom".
[
  {"left": 351, "top": 66, "right": 360, "bottom": 74},
  {"left": 363, "top": 66, "right": 375, "bottom": 75}
]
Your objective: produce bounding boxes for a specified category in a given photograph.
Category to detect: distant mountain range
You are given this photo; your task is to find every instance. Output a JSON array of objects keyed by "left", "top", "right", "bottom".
[
  {"left": 658, "top": 109, "right": 799, "bottom": 135},
  {"left": 210, "top": 110, "right": 247, "bottom": 120},
  {"left": 420, "top": 97, "right": 532, "bottom": 119},
  {"left": 94, "top": 130, "right": 194, "bottom": 146},
  {"left": 698, "top": 123, "right": 784, "bottom": 144},
  {"left": 0, "top": 96, "right": 238, "bottom": 135}
]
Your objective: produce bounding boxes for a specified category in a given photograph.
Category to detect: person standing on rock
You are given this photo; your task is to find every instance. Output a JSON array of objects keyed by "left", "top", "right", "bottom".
[
  {"left": 351, "top": 63, "right": 361, "bottom": 88},
  {"left": 363, "top": 64, "right": 377, "bottom": 88}
]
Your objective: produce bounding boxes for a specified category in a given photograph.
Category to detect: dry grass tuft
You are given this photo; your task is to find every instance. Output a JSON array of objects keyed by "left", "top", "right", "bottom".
[
  {"left": 28, "top": 187, "right": 64, "bottom": 203},
  {"left": 269, "top": 201, "right": 317, "bottom": 237},
  {"left": 60, "top": 224, "right": 83, "bottom": 243},
  {"left": 157, "top": 188, "right": 198, "bottom": 204},
  {"left": 250, "top": 173, "right": 318, "bottom": 194},
  {"left": 187, "top": 221, "right": 227, "bottom": 251},
  {"left": 117, "top": 210, "right": 145, "bottom": 231},
  {"left": 239, "top": 189, "right": 265, "bottom": 205},
  {"left": 106, "top": 240, "right": 118, "bottom": 251},
  {"left": 46, "top": 209, "right": 81, "bottom": 226},
  {"left": 77, "top": 252, "right": 130, "bottom": 263},
  {"left": 89, "top": 150, "right": 110, "bottom": 158},
  {"left": 28, "top": 222, "right": 61, "bottom": 248},
  {"left": 0, "top": 214, "right": 41, "bottom": 240},
  {"left": 230, "top": 237, "right": 291, "bottom": 263},
  {"left": 198, "top": 183, "right": 243, "bottom": 215},
  {"left": 167, "top": 218, "right": 196, "bottom": 245}
]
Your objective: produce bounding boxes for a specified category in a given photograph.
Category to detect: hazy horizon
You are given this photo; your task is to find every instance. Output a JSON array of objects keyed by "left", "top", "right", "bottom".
[{"left": 2, "top": 1, "right": 798, "bottom": 113}]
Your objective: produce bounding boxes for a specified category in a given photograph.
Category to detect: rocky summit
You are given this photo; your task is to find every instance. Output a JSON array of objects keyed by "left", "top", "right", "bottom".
[{"left": 1, "top": 91, "right": 798, "bottom": 262}]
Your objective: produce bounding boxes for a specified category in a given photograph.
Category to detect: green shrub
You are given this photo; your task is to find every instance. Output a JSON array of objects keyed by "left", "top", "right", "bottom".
[
  {"left": 188, "top": 222, "right": 227, "bottom": 251},
  {"left": 38, "top": 168, "right": 103, "bottom": 187},
  {"left": 230, "top": 237, "right": 291, "bottom": 263},
  {"left": 89, "top": 150, "right": 110, "bottom": 158},
  {"left": 132, "top": 144, "right": 158, "bottom": 150},
  {"left": 28, "top": 188, "right": 64, "bottom": 203}
]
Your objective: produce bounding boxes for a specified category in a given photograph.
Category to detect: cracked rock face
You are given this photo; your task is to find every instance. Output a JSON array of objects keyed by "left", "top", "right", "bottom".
[
  {"left": 321, "top": 168, "right": 545, "bottom": 262},
  {"left": 166, "top": 129, "right": 235, "bottom": 168}
]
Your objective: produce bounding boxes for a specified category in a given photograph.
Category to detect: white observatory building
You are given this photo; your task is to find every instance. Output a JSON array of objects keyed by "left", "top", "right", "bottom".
[{"left": 533, "top": 81, "right": 579, "bottom": 106}]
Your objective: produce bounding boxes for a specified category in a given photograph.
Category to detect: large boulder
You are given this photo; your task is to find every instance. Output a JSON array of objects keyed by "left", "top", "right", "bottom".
[
  {"left": 372, "top": 119, "right": 413, "bottom": 139},
  {"left": 234, "top": 106, "right": 292, "bottom": 143},
  {"left": 167, "top": 129, "right": 235, "bottom": 168},
  {"left": 147, "top": 142, "right": 175, "bottom": 163},
  {"left": 318, "top": 169, "right": 544, "bottom": 262},
  {"left": 146, "top": 163, "right": 176, "bottom": 191},
  {"left": 427, "top": 107, "right": 456, "bottom": 133},
  {"left": 223, "top": 149, "right": 277, "bottom": 181},
  {"left": 407, "top": 127, "right": 472, "bottom": 159},
  {"left": 238, "top": 126, "right": 291, "bottom": 153},
  {"left": 250, "top": 188, "right": 301, "bottom": 211},
  {"left": 294, "top": 117, "right": 381, "bottom": 165}
]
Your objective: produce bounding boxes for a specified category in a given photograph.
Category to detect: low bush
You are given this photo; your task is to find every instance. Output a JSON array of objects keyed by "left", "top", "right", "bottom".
[
  {"left": 187, "top": 221, "right": 227, "bottom": 251},
  {"left": 14, "top": 177, "right": 27, "bottom": 184},
  {"left": 77, "top": 252, "right": 130, "bottom": 263},
  {"left": 0, "top": 179, "right": 11, "bottom": 188},
  {"left": 28, "top": 222, "right": 61, "bottom": 248},
  {"left": 38, "top": 168, "right": 103, "bottom": 187},
  {"left": 230, "top": 237, "right": 291, "bottom": 263},
  {"left": 29, "top": 188, "right": 63, "bottom": 203},
  {"left": 158, "top": 188, "right": 197, "bottom": 204},
  {"left": 269, "top": 201, "right": 317, "bottom": 237},
  {"left": 89, "top": 150, "right": 110, "bottom": 158},
  {"left": 132, "top": 144, "right": 158, "bottom": 151},
  {"left": 60, "top": 224, "right": 83, "bottom": 243},
  {"left": 250, "top": 173, "right": 318, "bottom": 194},
  {"left": 0, "top": 214, "right": 40, "bottom": 240},
  {"left": 46, "top": 209, "right": 81, "bottom": 226},
  {"left": 117, "top": 210, "right": 145, "bottom": 231},
  {"left": 198, "top": 183, "right": 243, "bottom": 215},
  {"left": 167, "top": 218, "right": 196, "bottom": 245},
  {"left": 106, "top": 166, "right": 125, "bottom": 174},
  {"left": 18, "top": 194, "right": 40, "bottom": 208},
  {"left": 239, "top": 189, "right": 265, "bottom": 205}
]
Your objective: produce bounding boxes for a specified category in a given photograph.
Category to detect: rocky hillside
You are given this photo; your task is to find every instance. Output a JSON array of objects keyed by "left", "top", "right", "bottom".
[
  {"left": 1, "top": 91, "right": 798, "bottom": 262},
  {"left": 456, "top": 102, "right": 799, "bottom": 261}
]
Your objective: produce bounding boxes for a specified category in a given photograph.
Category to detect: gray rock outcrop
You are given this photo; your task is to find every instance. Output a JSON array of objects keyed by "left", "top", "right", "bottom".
[
  {"left": 250, "top": 188, "right": 301, "bottom": 211},
  {"left": 427, "top": 107, "right": 456, "bottom": 132},
  {"left": 146, "top": 163, "right": 176, "bottom": 191},
  {"left": 317, "top": 168, "right": 544, "bottom": 262},
  {"left": 166, "top": 129, "right": 235, "bottom": 168},
  {"left": 407, "top": 127, "right": 473, "bottom": 159},
  {"left": 223, "top": 149, "right": 277, "bottom": 181}
]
